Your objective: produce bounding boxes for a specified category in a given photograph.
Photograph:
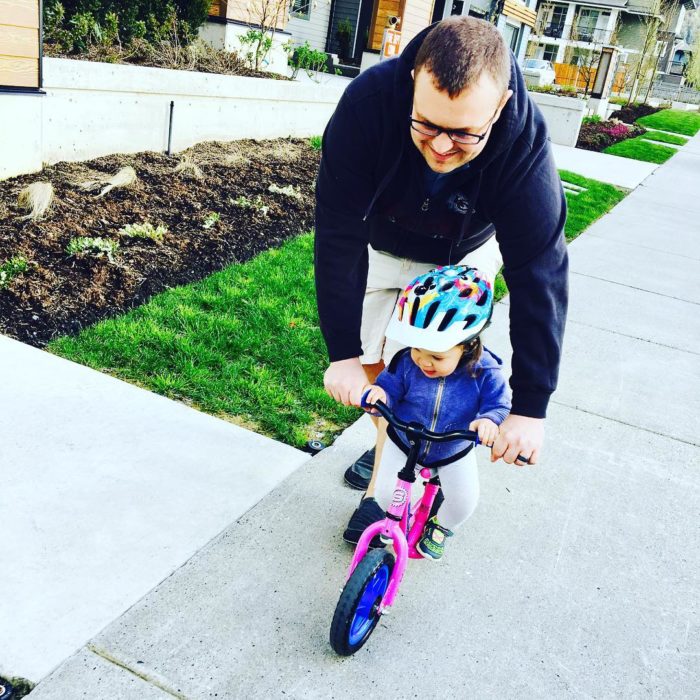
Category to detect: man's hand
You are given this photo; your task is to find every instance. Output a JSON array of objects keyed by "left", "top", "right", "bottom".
[
  {"left": 324, "top": 357, "right": 369, "bottom": 407},
  {"left": 491, "top": 414, "right": 544, "bottom": 466}
]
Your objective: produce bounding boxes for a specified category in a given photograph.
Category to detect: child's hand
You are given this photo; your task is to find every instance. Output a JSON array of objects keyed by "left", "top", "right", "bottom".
[
  {"left": 469, "top": 418, "right": 499, "bottom": 447},
  {"left": 363, "top": 385, "right": 387, "bottom": 410}
]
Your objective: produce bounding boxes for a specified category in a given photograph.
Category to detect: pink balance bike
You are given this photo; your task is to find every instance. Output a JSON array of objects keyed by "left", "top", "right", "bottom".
[{"left": 329, "top": 396, "right": 528, "bottom": 656}]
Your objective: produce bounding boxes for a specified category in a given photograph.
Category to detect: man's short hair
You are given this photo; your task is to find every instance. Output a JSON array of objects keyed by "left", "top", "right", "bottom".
[{"left": 414, "top": 17, "right": 511, "bottom": 98}]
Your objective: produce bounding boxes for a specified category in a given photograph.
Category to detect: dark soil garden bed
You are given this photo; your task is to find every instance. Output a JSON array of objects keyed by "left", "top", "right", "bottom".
[
  {"left": 576, "top": 119, "right": 646, "bottom": 152},
  {"left": 608, "top": 103, "right": 660, "bottom": 124},
  {"left": 0, "top": 139, "right": 319, "bottom": 347}
]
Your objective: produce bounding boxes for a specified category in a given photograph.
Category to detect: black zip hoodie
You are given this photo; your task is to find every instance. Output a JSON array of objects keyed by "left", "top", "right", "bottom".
[{"left": 314, "top": 25, "right": 569, "bottom": 418}]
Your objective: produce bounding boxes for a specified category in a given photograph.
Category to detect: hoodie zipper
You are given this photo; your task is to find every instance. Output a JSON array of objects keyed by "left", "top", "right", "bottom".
[{"left": 422, "top": 377, "right": 445, "bottom": 460}]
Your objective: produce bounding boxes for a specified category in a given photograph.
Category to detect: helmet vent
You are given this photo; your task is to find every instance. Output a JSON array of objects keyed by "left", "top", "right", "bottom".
[
  {"left": 458, "top": 288, "right": 472, "bottom": 298},
  {"left": 437, "top": 308, "right": 457, "bottom": 331},
  {"left": 476, "top": 292, "right": 488, "bottom": 306},
  {"left": 410, "top": 297, "right": 421, "bottom": 326},
  {"left": 423, "top": 300, "right": 440, "bottom": 328},
  {"left": 440, "top": 281, "right": 455, "bottom": 292},
  {"left": 464, "top": 314, "right": 477, "bottom": 328}
]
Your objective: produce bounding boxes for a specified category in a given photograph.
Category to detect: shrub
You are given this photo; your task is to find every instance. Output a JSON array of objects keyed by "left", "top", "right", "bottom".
[
  {"left": 18, "top": 182, "right": 54, "bottom": 221},
  {"left": 202, "top": 212, "right": 221, "bottom": 229},
  {"left": 287, "top": 42, "right": 329, "bottom": 80},
  {"left": 309, "top": 135, "right": 322, "bottom": 151},
  {"left": 0, "top": 256, "right": 29, "bottom": 289}
]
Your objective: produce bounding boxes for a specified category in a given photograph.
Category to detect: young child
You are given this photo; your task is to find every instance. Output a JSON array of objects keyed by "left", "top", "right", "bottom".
[{"left": 363, "top": 265, "right": 511, "bottom": 561}]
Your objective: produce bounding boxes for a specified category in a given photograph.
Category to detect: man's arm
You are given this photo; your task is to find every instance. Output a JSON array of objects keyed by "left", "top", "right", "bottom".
[
  {"left": 486, "top": 134, "right": 568, "bottom": 464},
  {"left": 315, "top": 91, "right": 381, "bottom": 405}
]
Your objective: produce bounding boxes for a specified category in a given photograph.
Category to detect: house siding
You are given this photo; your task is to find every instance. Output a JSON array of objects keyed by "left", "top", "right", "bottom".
[
  {"left": 0, "top": 0, "right": 40, "bottom": 89},
  {"left": 288, "top": 1, "right": 334, "bottom": 51},
  {"left": 401, "top": 0, "right": 435, "bottom": 45}
]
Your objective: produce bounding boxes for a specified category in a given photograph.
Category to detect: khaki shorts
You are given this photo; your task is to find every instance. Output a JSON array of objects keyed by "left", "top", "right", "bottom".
[{"left": 360, "top": 235, "right": 503, "bottom": 364}]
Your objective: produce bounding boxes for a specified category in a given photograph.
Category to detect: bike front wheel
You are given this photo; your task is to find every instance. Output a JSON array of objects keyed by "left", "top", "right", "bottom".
[{"left": 330, "top": 548, "right": 395, "bottom": 656}]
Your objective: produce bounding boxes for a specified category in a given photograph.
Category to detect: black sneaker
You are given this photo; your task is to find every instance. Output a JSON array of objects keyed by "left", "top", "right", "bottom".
[
  {"left": 343, "top": 447, "right": 376, "bottom": 490},
  {"left": 342, "top": 496, "right": 385, "bottom": 548}
]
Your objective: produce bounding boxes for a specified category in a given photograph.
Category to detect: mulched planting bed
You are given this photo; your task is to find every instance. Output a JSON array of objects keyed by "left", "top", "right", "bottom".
[
  {"left": 0, "top": 139, "right": 319, "bottom": 347},
  {"left": 576, "top": 119, "right": 646, "bottom": 152}
]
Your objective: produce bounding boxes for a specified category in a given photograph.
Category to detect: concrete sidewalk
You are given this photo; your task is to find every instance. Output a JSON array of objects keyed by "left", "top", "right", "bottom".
[
  {"left": 14, "top": 135, "right": 700, "bottom": 698},
  {"left": 0, "top": 338, "right": 310, "bottom": 682}
]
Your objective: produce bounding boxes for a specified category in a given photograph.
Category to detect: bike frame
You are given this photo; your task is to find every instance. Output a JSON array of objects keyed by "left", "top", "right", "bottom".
[{"left": 345, "top": 398, "right": 529, "bottom": 614}]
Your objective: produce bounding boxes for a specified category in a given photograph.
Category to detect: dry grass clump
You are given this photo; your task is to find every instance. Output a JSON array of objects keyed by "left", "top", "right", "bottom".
[
  {"left": 80, "top": 166, "right": 137, "bottom": 197},
  {"left": 265, "top": 141, "right": 303, "bottom": 162},
  {"left": 18, "top": 182, "right": 54, "bottom": 221},
  {"left": 174, "top": 155, "right": 204, "bottom": 180}
]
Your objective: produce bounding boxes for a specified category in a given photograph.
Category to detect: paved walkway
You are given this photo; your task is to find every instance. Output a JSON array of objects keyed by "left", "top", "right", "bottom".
[
  {"left": 0, "top": 339, "right": 309, "bottom": 682},
  {"left": 551, "top": 142, "right": 658, "bottom": 188},
  {"left": 7, "top": 135, "right": 700, "bottom": 698}
]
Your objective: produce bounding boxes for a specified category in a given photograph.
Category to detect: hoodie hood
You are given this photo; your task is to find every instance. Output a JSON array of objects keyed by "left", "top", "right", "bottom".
[{"left": 394, "top": 23, "right": 530, "bottom": 171}]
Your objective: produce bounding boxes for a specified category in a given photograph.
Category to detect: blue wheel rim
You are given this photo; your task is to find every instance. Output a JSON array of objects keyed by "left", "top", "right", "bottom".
[{"left": 348, "top": 563, "right": 390, "bottom": 646}]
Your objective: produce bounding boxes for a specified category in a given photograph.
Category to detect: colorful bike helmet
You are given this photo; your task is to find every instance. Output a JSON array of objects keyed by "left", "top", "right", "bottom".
[{"left": 385, "top": 265, "right": 493, "bottom": 352}]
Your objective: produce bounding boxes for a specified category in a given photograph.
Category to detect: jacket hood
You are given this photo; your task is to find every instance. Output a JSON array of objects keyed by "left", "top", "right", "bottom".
[{"left": 394, "top": 23, "right": 530, "bottom": 171}]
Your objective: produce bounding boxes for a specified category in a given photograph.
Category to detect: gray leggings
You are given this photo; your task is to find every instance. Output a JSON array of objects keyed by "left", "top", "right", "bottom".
[{"left": 374, "top": 438, "right": 480, "bottom": 532}]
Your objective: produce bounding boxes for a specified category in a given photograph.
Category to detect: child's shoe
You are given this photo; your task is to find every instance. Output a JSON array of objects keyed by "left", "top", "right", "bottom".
[{"left": 417, "top": 517, "right": 453, "bottom": 561}]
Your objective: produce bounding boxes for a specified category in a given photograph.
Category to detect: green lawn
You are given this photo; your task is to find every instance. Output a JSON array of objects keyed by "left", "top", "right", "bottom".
[
  {"left": 636, "top": 109, "right": 700, "bottom": 136},
  {"left": 638, "top": 130, "right": 688, "bottom": 146},
  {"left": 49, "top": 171, "right": 627, "bottom": 448},
  {"left": 603, "top": 136, "right": 676, "bottom": 163},
  {"left": 49, "top": 235, "right": 357, "bottom": 447}
]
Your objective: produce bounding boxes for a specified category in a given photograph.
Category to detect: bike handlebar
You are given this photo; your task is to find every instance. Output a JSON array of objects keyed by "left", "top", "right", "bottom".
[{"left": 362, "top": 393, "right": 530, "bottom": 464}]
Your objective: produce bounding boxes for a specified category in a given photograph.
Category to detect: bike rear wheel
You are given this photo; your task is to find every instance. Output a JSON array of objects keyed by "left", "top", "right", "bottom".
[{"left": 330, "top": 548, "right": 395, "bottom": 656}]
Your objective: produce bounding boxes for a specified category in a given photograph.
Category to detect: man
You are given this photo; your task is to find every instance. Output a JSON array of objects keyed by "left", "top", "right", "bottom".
[{"left": 314, "top": 17, "right": 568, "bottom": 540}]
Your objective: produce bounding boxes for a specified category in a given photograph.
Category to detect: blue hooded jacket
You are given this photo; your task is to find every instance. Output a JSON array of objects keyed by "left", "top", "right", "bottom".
[
  {"left": 315, "top": 24, "right": 569, "bottom": 419},
  {"left": 375, "top": 347, "right": 511, "bottom": 467}
]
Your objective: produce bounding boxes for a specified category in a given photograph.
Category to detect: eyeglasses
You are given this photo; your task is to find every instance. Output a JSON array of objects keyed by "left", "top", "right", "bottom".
[{"left": 409, "top": 107, "right": 500, "bottom": 145}]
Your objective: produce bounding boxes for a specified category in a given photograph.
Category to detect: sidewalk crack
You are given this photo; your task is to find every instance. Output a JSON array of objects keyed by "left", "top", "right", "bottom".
[
  {"left": 566, "top": 318, "right": 700, "bottom": 356},
  {"left": 549, "top": 401, "right": 700, "bottom": 448},
  {"left": 87, "top": 645, "right": 188, "bottom": 699},
  {"left": 583, "top": 233, "right": 700, "bottom": 262},
  {"left": 570, "top": 272, "right": 700, "bottom": 305}
]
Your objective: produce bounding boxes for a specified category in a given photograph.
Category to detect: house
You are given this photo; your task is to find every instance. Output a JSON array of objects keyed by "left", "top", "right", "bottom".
[{"left": 527, "top": 0, "right": 698, "bottom": 85}]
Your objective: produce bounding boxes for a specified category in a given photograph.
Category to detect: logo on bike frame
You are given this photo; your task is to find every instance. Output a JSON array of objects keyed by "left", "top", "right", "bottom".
[{"left": 391, "top": 488, "right": 407, "bottom": 507}]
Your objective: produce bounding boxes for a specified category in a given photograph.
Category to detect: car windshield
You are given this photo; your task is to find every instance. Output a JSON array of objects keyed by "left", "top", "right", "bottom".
[{"left": 524, "top": 59, "right": 549, "bottom": 69}]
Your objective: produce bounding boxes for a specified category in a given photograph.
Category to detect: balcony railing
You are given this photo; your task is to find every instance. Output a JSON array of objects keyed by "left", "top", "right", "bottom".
[{"left": 534, "top": 22, "right": 617, "bottom": 44}]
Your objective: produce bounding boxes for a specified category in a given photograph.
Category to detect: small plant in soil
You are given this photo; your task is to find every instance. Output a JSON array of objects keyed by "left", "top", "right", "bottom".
[
  {"left": 268, "top": 184, "right": 302, "bottom": 200},
  {"left": 0, "top": 256, "right": 29, "bottom": 289},
  {"left": 202, "top": 212, "right": 221, "bottom": 229},
  {"left": 119, "top": 222, "right": 167, "bottom": 242},
  {"left": 232, "top": 195, "right": 269, "bottom": 216},
  {"left": 67, "top": 236, "right": 119, "bottom": 262},
  {"left": 309, "top": 136, "right": 322, "bottom": 151}
]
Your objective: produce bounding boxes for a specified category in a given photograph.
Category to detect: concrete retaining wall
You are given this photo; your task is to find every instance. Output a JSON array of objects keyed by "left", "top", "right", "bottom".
[
  {"left": 0, "top": 57, "right": 344, "bottom": 180},
  {"left": 528, "top": 91, "right": 587, "bottom": 147}
]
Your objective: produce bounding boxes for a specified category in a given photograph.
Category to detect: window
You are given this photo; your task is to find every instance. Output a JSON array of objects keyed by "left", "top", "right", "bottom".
[
  {"left": 502, "top": 23, "right": 520, "bottom": 53},
  {"left": 291, "top": 0, "right": 310, "bottom": 19},
  {"left": 543, "top": 45, "right": 557, "bottom": 62}
]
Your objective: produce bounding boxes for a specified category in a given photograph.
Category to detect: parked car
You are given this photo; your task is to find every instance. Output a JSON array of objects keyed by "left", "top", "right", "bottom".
[{"left": 522, "top": 59, "right": 557, "bottom": 88}]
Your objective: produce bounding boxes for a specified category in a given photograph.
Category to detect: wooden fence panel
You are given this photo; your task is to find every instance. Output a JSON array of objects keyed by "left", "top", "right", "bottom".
[{"left": 553, "top": 62, "right": 627, "bottom": 94}]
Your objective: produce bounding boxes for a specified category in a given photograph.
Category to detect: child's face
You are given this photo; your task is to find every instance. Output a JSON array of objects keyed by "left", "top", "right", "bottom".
[{"left": 410, "top": 346, "right": 463, "bottom": 379}]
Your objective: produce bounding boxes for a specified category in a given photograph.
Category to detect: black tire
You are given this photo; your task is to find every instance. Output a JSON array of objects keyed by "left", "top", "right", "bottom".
[
  {"left": 330, "top": 548, "right": 395, "bottom": 656},
  {"left": 0, "top": 678, "right": 14, "bottom": 700}
]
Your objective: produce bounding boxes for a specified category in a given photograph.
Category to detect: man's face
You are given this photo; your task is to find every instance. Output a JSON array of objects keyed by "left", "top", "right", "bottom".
[{"left": 410, "top": 68, "right": 512, "bottom": 173}]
